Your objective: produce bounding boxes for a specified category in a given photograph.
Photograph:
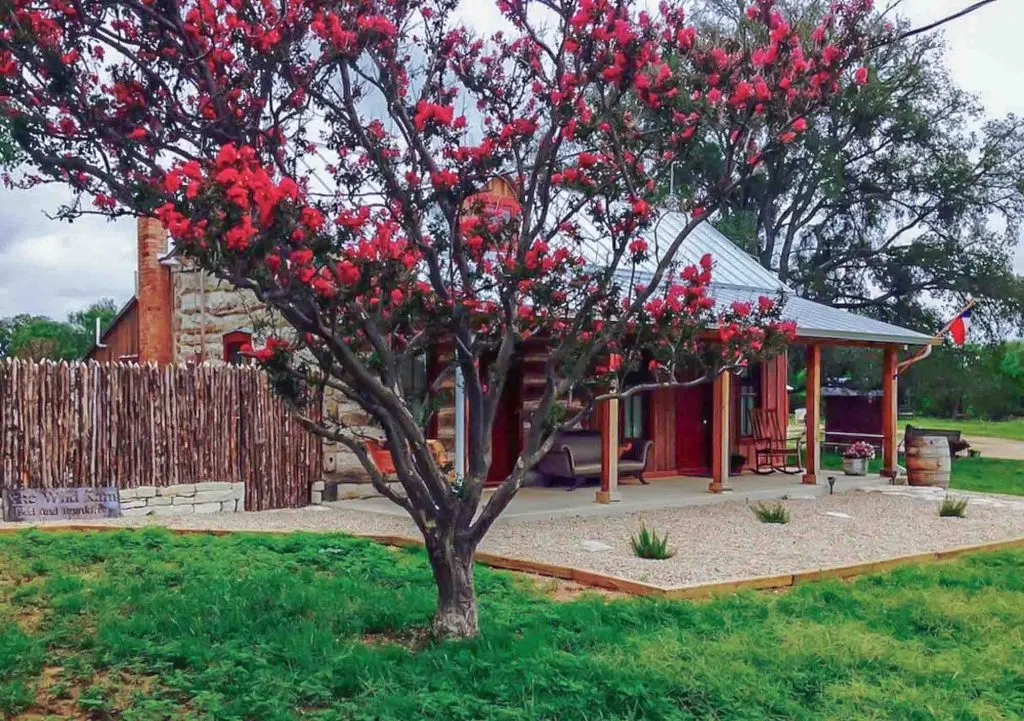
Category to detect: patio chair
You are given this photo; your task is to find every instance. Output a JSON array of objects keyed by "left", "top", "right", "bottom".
[
  {"left": 363, "top": 438, "right": 451, "bottom": 479},
  {"left": 750, "top": 409, "right": 804, "bottom": 475}
]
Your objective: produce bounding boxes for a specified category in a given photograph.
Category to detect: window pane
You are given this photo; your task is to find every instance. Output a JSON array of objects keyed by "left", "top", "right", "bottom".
[{"left": 623, "top": 394, "right": 645, "bottom": 439}]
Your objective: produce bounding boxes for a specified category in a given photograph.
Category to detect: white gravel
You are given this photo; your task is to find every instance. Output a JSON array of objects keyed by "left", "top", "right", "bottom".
[{"left": 6, "top": 487, "right": 1023, "bottom": 588}]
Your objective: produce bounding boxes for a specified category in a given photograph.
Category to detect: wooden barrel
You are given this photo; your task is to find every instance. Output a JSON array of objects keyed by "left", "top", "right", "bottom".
[{"left": 906, "top": 435, "right": 951, "bottom": 488}]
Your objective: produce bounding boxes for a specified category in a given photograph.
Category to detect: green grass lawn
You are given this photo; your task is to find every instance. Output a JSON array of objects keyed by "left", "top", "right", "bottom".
[
  {"left": 822, "top": 452, "right": 1024, "bottom": 497},
  {"left": 0, "top": 529, "right": 1022, "bottom": 720},
  {"left": 910, "top": 416, "right": 1024, "bottom": 442}
]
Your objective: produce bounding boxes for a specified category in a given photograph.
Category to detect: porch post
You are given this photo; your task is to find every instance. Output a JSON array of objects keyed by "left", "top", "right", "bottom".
[
  {"left": 454, "top": 366, "right": 466, "bottom": 481},
  {"left": 709, "top": 371, "right": 731, "bottom": 493},
  {"left": 881, "top": 345, "right": 899, "bottom": 477},
  {"left": 802, "top": 344, "right": 821, "bottom": 485},
  {"left": 597, "top": 398, "right": 620, "bottom": 503}
]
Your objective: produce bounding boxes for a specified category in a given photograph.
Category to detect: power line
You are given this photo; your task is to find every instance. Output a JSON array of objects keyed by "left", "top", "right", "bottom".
[{"left": 897, "top": 0, "right": 999, "bottom": 42}]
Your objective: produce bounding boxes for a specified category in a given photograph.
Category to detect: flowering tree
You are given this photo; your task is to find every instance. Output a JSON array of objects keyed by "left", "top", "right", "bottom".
[{"left": 0, "top": 0, "right": 876, "bottom": 637}]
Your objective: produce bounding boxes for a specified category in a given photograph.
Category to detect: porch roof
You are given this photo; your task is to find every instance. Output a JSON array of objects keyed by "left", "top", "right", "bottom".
[
  {"left": 711, "top": 286, "right": 937, "bottom": 347},
  {"left": 579, "top": 210, "right": 936, "bottom": 347}
]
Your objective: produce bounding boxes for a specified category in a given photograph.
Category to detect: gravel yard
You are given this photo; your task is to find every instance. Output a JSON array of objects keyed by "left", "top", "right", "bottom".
[{"left": 6, "top": 486, "right": 1023, "bottom": 588}]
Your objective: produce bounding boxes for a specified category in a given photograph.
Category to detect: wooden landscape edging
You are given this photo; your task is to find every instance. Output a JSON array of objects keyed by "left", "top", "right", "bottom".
[{"left": 2, "top": 524, "right": 1022, "bottom": 600}]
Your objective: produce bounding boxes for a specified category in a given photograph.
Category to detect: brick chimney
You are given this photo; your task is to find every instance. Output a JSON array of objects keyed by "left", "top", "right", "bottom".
[{"left": 136, "top": 217, "right": 173, "bottom": 364}]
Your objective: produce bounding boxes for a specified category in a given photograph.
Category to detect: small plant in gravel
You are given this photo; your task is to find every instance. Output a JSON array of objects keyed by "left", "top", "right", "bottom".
[
  {"left": 630, "top": 522, "right": 674, "bottom": 560},
  {"left": 939, "top": 495, "right": 969, "bottom": 518},
  {"left": 751, "top": 501, "right": 790, "bottom": 524}
]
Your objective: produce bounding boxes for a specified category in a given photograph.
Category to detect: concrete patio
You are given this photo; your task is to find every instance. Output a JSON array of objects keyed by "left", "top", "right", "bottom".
[{"left": 328, "top": 472, "right": 894, "bottom": 524}]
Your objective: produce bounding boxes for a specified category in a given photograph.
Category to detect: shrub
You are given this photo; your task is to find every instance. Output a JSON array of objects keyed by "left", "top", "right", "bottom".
[
  {"left": 939, "top": 495, "right": 969, "bottom": 518},
  {"left": 630, "top": 522, "right": 674, "bottom": 560},
  {"left": 751, "top": 501, "right": 790, "bottom": 524}
]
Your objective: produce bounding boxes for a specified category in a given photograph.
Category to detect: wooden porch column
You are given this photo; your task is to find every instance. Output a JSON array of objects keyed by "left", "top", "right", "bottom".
[
  {"left": 802, "top": 344, "right": 821, "bottom": 485},
  {"left": 709, "top": 371, "right": 731, "bottom": 493},
  {"left": 881, "top": 345, "right": 899, "bottom": 477},
  {"left": 597, "top": 398, "right": 620, "bottom": 503}
]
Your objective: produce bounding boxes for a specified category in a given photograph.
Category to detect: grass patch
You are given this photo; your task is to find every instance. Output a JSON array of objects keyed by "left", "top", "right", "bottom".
[
  {"left": 0, "top": 528, "right": 1021, "bottom": 720},
  {"left": 750, "top": 501, "right": 790, "bottom": 524},
  {"left": 939, "top": 495, "right": 970, "bottom": 518},
  {"left": 630, "top": 522, "right": 674, "bottom": 559},
  {"left": 912, "top": 416, "right": 1024, "bottom": 441},
  {"left": 944, "top": 456, "right": 1024, "bottom": 496},
  {"left": 822, "top": 451, "right": 1024, "bottom": 496}
]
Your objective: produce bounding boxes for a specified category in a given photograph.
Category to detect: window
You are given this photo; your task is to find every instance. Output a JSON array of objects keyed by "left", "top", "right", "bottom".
[
  {"left": 222, "top": 331, "right": 252, "bottom": 364},
  {"left": 620, "top": 368, "right": 649, "bottom": 440},
  {"left": 738, "top": 363, "right": 762, "bottom": 437},
  {"left": 622, "top": 393, "right": 646, "bottom": 440},
  {"left": 402, "top": 352, "right": 430, "bottom": 425}
]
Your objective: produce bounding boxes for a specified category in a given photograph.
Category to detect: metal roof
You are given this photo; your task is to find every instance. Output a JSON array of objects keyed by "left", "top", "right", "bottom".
[
  {"left": 576, "top": 210, "right": 935, "bottom": 347},
  {"left": 711, "top": 286, "right": 935, "bottom": 346},
  {"left": 575, "top": 209, "right": 787, "bottom": 292}
]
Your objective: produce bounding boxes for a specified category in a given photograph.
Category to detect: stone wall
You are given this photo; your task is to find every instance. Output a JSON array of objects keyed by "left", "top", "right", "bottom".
[
  {"left": 322, "top": 388, "right": 380, "bottom": 482},
  {"left": 118, "top": 482, "right": 246, "bottom": 516},
  {"left": 172, "top": 265, "right": 280, "bottom": 364}
]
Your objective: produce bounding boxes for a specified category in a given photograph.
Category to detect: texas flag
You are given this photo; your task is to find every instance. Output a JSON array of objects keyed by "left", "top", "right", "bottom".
[{"left": 948, "top": 308, "right": 972, "bottom": 346}]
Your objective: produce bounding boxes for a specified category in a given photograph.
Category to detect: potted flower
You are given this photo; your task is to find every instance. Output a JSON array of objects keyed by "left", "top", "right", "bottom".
[{"left": 842, "top": 441, "right": 875, "bottom": 476}]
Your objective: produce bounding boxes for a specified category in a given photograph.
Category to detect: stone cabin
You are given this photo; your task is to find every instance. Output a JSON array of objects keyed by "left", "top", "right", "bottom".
[{"left": 85, "top": 218, "right": 371, "bottom": 485}]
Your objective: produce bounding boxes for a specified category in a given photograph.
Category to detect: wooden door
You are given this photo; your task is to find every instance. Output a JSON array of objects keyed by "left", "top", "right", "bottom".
[
  {"left": 676, "top": 384, "right": 713, "bottom": 474},
  {"left": 486, "top": 365, "right": 522, "bottom": 485}
]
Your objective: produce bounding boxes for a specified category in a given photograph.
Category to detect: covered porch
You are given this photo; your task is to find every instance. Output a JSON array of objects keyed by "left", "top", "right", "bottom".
[{"left": 592, "top": 337, "right": 936, "bottom": 505}]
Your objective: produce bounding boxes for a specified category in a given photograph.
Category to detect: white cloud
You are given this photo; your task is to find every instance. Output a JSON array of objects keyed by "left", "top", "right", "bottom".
[
  {"left": 897, "top": 1, "right": 1023, "bottom": 119},
  {"left": 0, "top": 185, "right": 135, "bottom": 318}
]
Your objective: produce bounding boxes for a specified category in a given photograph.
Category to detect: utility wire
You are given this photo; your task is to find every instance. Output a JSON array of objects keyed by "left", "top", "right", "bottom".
[{"left": 896, "top": 0, "right": 999, "bottom": 42}]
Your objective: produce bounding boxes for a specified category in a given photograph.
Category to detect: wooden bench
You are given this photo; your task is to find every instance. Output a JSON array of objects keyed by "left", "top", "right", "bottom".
[
  {"left": 904, "top": 424, "right": 970, "bottom": 457},
  {"left": 536, "top": 430, "right": 654, "bottom": 490}
]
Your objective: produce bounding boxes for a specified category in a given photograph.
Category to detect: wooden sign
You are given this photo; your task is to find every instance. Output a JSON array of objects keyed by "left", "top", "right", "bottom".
[{"left": 1, "top": 487, "right": 121, "bottom": 523}]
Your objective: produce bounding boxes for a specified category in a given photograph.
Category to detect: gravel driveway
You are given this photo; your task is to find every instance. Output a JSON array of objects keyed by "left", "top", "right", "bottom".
[{"left": 11, "top": 486, "right": 1022, "bottom": 589}]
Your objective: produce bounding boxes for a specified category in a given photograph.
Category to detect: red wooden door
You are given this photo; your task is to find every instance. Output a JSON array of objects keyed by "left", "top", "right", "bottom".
[
  {"left": 486, "top": 366, "right": 522, "bottom": 485},
  {"left": 676, "top": 384, "right": 712, "bottom": 474}
]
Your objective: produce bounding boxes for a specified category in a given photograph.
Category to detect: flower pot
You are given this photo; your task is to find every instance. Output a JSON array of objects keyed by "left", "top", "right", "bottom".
[{"left": 843, "top": 457, "right": 868, "bottom": 476}]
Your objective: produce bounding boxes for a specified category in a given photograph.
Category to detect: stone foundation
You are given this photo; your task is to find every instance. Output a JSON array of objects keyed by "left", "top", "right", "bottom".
[
  {"left": 309, "top": 479, "right": 405, "bottom": 503},
  {"left": 119, "top": 482, "right": 245, "bottom": 516}
]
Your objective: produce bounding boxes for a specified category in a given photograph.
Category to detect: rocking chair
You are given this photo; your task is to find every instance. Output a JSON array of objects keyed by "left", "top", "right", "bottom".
[{"left": 750, "top": 409, "right": 804, "bottom": 475}]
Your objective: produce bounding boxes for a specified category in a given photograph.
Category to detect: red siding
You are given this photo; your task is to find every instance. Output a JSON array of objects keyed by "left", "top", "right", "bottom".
[
  {"left": 824, "top": 395, "right": 882, "bottom": 445},
  {"left": 648, "top": 388, "right": 676, "bottom": 473},
  {"left": 86, "top": 300, "right": 140, "bottom": 363}
]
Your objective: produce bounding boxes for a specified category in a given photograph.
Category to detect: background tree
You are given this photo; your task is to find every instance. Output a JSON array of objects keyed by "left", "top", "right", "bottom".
[
  {"left": 902, "top": 342, "right": 1024, "bottom": 419},
  {"left": 690, "top": 0, "right": 1024, "bottom": 336},
  {"left": 1, "top": 0, "right": 876, "bottom": 637},
  {"left": 0, "top": 299, "right": 119, "bottom": 360}
]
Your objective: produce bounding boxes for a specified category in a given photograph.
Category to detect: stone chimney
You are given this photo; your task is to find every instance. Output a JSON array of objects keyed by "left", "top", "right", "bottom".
[{"left": 136, "top": 217, "right": 173, "bottom": 364}]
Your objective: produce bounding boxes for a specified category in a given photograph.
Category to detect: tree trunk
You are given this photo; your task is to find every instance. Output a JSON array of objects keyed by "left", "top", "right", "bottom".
[{"left": 427, "top": 538, "right": 479, "bottom": 639}]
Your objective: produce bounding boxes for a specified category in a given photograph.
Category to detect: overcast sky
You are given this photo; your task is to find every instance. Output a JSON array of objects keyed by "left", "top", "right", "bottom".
[{"left": 0, "top": 0, "right": 1019, "bottom": 319}]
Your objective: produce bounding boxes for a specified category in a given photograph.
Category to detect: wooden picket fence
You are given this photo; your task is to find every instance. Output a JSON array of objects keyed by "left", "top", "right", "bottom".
[{"left": 0, "top": 359, "right": 321, "bottom": 511}]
